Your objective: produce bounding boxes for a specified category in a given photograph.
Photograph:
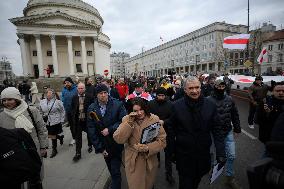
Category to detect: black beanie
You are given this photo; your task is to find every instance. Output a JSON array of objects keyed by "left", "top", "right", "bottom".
[
  {"left": 64, "top": 77, "right": 74, "bottom": 84},
  {"left": 155, "top": 87, "right": 167, "bottom": 95},
  {"left": 96, "top": 84, "right": 109, "bottom": 94}
]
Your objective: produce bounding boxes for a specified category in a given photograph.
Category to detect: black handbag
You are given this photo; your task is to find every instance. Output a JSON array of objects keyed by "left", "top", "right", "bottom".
[{"left": 43, "top": 100, "right": 55, "bottom": 123}]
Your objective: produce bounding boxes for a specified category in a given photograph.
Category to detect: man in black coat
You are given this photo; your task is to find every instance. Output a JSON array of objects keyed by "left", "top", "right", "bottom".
[
  {"left": 101, "top": 79, "right": 120, "bottom": 100},
  {"left": 168, "top": 76, "right": 226, "bottom": 189},
  {"left": 85, "top": 77, "right": 96, "bottom": 97},
  {"left": 208, "top": 79, "right": 241, "bottom": 189},
  {"left": 148, "top": 87, "right": 175, "bottom": 184},
  {"left": 71, "top": 82, "right": 94, "bottom": 162}
]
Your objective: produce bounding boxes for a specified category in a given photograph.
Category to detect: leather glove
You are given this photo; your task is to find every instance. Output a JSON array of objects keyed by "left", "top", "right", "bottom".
[
  {"left": 216, "top": 156, "right": 226, "bottom": 170},
  {"left": 133, "top": 143, "right": 149, "bottom": 153}
]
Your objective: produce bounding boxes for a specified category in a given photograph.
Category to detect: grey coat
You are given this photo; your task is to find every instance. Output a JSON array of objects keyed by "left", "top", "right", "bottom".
[
  {"left": 39, "top": 98, "right": 65, "bottom": 126},
  {"left": 0, "top": 106, "right": 49, "bottom": 152}
]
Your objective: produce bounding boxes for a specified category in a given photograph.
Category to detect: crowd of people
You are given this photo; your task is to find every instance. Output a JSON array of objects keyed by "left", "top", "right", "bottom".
[{"left": 0, "top": 72, "right": 283, "bottom": 189}]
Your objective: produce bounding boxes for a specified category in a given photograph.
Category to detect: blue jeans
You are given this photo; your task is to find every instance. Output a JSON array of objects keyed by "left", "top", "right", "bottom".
[
  {"left": 105, "top": 155, "right": 122, "bottom": 189},
  {"left": 225, "top": 130, "right": 236, "bottom": 177}
]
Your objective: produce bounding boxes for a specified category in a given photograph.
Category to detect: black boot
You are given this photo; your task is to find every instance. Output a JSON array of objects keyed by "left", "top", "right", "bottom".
[
  {"left": 50, "top": 139, "right": 58, "bottom": 158},
  {"left": 88, "top": 146, "right": 93, "bottom": 153},
  {"left": 73, "top": 153, "right": 81, "bottom": 162},
  {"left": 57, "top": 135, "right": 64, "bottom": 145},
  {"left": 50, "top": 149, "right": 57, "bottom": 158}
]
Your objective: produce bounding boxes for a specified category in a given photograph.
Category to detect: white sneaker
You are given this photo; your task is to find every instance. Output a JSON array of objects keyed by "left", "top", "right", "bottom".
[
  {"left": 69, "top": 139, "right": 75, "bottom": 146},
  {"left": 248, "top": 124, "right": 254, "bottom": 129}
]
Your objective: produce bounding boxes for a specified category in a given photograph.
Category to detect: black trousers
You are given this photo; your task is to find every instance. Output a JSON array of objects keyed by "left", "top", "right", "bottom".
[
  {"left": 105, "top": 155, "right": 122, "bottom": 189},
  {"left": 66, "top": 112, "right": 75, "bottom": 139},
  {"left": 178, "top": 173, "right": 201, "bottom": 189},
  {"left": 248, "top": 103, "right": 257, "bottom": 125},
  {"left": 75, "top": 120, "right": 92, "bottom": 154}
]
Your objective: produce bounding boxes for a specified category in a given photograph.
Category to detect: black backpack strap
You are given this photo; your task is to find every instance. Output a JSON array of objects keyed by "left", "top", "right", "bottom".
[{"left": 27, "top": 106, "right": 39, "bottom": 136}]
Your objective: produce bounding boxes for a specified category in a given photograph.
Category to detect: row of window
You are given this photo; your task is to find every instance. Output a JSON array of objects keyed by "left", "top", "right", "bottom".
[
  {"left": 268, "top": 43, "right": 284, "bottom": 51},
  {"left": 32, "top": 50, "right": 93, "bottom": 57}
]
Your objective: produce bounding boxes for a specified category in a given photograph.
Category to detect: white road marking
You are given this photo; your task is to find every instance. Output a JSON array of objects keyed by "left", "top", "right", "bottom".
[{"left": 241, "top": 129, "right": 257, "bottom": 140}]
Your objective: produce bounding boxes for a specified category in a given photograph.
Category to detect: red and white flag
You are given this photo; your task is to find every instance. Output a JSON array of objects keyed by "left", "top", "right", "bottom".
[
  {"left": 223, "top": 34, "right": 250, "bottom": 50},
  {"left": 257, "top": 47, "right": 268, "bottom": 64}
]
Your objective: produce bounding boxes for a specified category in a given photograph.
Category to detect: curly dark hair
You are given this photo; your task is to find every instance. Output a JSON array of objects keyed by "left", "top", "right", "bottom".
[{"left": 131, "top": 97, "right": 151, "bottom": 117}]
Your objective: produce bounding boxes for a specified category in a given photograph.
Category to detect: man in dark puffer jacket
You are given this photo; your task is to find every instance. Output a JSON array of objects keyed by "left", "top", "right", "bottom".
[{"left": 208, "top": 79, "right": 241, "bottom": 189}]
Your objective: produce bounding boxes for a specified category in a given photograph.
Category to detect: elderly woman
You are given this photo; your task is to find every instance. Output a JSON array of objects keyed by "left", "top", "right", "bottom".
[
  {"left": 40, "top": 88, "right": 65, "bottom": 158},
  {"left": 113, "top": 98, "right": 166, "bottom": 189},
  {"left": 0, "top": 87, "right": 48, "bottom": 188}
]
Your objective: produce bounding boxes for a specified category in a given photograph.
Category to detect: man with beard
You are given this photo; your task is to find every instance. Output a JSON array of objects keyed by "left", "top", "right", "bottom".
[
  {"left": 201, "top": 75, "right": 216, "bottom": 97},
  {"left": 259, "top": 81, "right": 284, "bottom": 156},
  {"left": 148, "top": 87, "right": 175, "bottom": 184},
  {"left": 168, "top": 76, "right": 226, "bottom": 189},
  {"left": 208, "top": 79, "right": 241, "bottom": 189}
]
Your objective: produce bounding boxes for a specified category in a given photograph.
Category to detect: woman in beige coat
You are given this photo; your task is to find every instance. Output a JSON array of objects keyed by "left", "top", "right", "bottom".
[{"left": 113, "top": 97, "right": 166, "bottom": 189}]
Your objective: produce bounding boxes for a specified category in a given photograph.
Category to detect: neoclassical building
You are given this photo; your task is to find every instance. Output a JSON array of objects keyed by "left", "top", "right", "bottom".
[
  {"left": 125, "top": 22, "right": 247, "bottom": 77},
  {"left": 10, "top": 0, "right": 111, "bottom": 78}
]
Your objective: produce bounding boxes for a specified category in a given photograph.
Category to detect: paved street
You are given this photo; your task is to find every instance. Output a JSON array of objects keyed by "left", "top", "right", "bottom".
[
  {"left": 42, "top": 128, "right": 109, "bottom": 189},
  {"left": 118, "top": 96, "right": 263, "bottom": 189}
]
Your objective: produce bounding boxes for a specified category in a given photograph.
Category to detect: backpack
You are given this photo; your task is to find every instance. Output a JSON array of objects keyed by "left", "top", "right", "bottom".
[{"left": 0, "top": 127, "right": 42, "bottom": 184}]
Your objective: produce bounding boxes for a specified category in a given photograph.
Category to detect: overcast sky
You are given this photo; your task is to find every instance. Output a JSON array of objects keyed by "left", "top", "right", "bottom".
[{"left": 0, "top": 0, "right": 283, "bottom": 75}]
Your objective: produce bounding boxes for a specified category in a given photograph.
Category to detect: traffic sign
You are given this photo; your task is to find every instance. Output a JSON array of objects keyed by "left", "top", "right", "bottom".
[
  {"left": 104, "top": 69, "right": 109, "bottom": 76},
  {"left": 244, "top": 60, "right": 252, "bottom": 68}
]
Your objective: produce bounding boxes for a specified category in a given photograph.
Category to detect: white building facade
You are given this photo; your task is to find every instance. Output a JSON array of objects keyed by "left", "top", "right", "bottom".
[
  {"left": 261, "top": 30, "right": 284, "bottom": 74},
  {"left": 125, "top": 22, "right": 247, "bottom": 77},
  {"left": 110, "top": 52, "right": 130, "bottom": 79},
  {"left": 10, "top": 0, "right": 111, "bottom": 78}
]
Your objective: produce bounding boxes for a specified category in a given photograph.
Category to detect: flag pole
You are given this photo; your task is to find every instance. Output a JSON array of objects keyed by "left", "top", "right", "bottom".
[{"left": 246, "top": 0, "right": 252, "bottom": 75}]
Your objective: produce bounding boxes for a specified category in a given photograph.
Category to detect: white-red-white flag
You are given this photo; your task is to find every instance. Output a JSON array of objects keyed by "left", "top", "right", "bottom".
[
  {"left": 257, "top": 47, "right": 268, "bottom": 64},
  {"left": 223, "top": 34, "right": 250, "bottom": 50}
]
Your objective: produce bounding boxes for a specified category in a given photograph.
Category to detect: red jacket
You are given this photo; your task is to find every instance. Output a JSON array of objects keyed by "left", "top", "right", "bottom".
[{"left": 115, "top": 83, "right": 129, "bottom": 99}]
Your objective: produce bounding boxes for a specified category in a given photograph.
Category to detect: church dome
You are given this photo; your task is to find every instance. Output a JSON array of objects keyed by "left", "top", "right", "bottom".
[{"left": 24, "top": 0, "right": 103, "bottom": 25}]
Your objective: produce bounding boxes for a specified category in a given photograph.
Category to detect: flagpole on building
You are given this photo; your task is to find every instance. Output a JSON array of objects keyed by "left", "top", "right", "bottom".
[{"left": 247, "top": 0, "right": 252, "bottom": 75}]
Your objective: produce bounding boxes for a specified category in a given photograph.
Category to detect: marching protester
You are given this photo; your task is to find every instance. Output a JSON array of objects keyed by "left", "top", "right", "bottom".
[
  {"left": 40, "top": 88, "right": 65, "bottom": 158},
  {"left": 19, "top": 79, "right": 31, "bottom": 103},
  {"left": 0, "top": 87, "right": 48, "bottom": 188},
  {"left": 101, "top": 78, "right": 120, "bottom": 100},
  {"left": 71, "top": 83, "right": 94, "bottom": 162},
  {"left": 113, "top": 97, "right": 166, "bottom": 189},
  {"left": 148, "top": 87, "right": 175, "bottom": 184},
  {"left": 61, "top": 77, "right": 77, "bottom": 146},
  {"left": 115, "top": 78, "right": 129, "bottom": 101},
  {"left": 223, "top": 73, "right": 234, "bottom": 95},
  {"left": 258, "top": 81, "right": 284, "bottom": 156},
  {"left": 168, "top": 76, "right": 226, "bottom": 189},
  {"left": 201, "top": 74, "right": 216, "bottom": 97},
  {"left": 30, "top": 81, "right": 40, "bottom": 105},
  {"left": 126, "top": 82, "right": 153, "bottom": 113},
  {"left": 85, "top": 76, "right": 96, "bottom": 97},
  {"left": 208, "top": 79, "right": 241, "bottom": 189},
  {"left": 87, "top": 84, "right": 127, "bottom": 189},
  {"left": 247, "top": 76, "right": 270, "bottom": 129}
]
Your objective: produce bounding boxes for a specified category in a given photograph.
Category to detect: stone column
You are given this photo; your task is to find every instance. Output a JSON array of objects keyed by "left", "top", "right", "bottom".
[
  {"left": 80, "top": 36, "right": 88, "bottom": 75},
  {"left": 34, "top": 34, "right": 44, "bottom": 77},
  {"left": 66, "top": 35, "right": 74, "bottom": 75},
  {"left": 50, "top": 35, "right": 59, "bottom": 76},
  {"left": 25, "top": 36, "right": 33, "bottom": 77},
  {"left": 207, "top": 63, "right": 210, "bottom": 72},
  {"left": 17, "top": 34, "right": 29, "bottom": 76},
  {"left": 93, "top": 36, "right": 99, "bottom": 74}
]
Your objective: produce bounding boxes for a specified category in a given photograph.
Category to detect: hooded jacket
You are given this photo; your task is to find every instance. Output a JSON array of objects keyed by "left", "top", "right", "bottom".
[{"left": 61, "top": 84, "right": 77, "bottom": 113}]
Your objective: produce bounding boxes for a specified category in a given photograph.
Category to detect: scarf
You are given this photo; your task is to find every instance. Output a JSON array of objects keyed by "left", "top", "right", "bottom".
[
  {"left": 4, "top": 100, "right": 34, "bottom": 133},
  {"left": 79, "top": 95, "right": 85, "bottom": 120},
  {"left": 184, "top": 95, "right": 204, "bottom": 131}
]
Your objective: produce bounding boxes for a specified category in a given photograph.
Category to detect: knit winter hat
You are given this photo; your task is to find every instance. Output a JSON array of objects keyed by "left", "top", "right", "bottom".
[
  {"left": 96, "top": 84, "right": 109, "bottom": 94},
  {"left": 214, "top": 79, "right": 225, "bottom": 86},
  {"left": 155, "top": 87, "right": 167, "bottom": 95},
  {"left": 1, "top": 87, "right": 21, "bottom": 100},
  {"left": 64, "top": 77, "right": 74, "bottom": 84}
]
